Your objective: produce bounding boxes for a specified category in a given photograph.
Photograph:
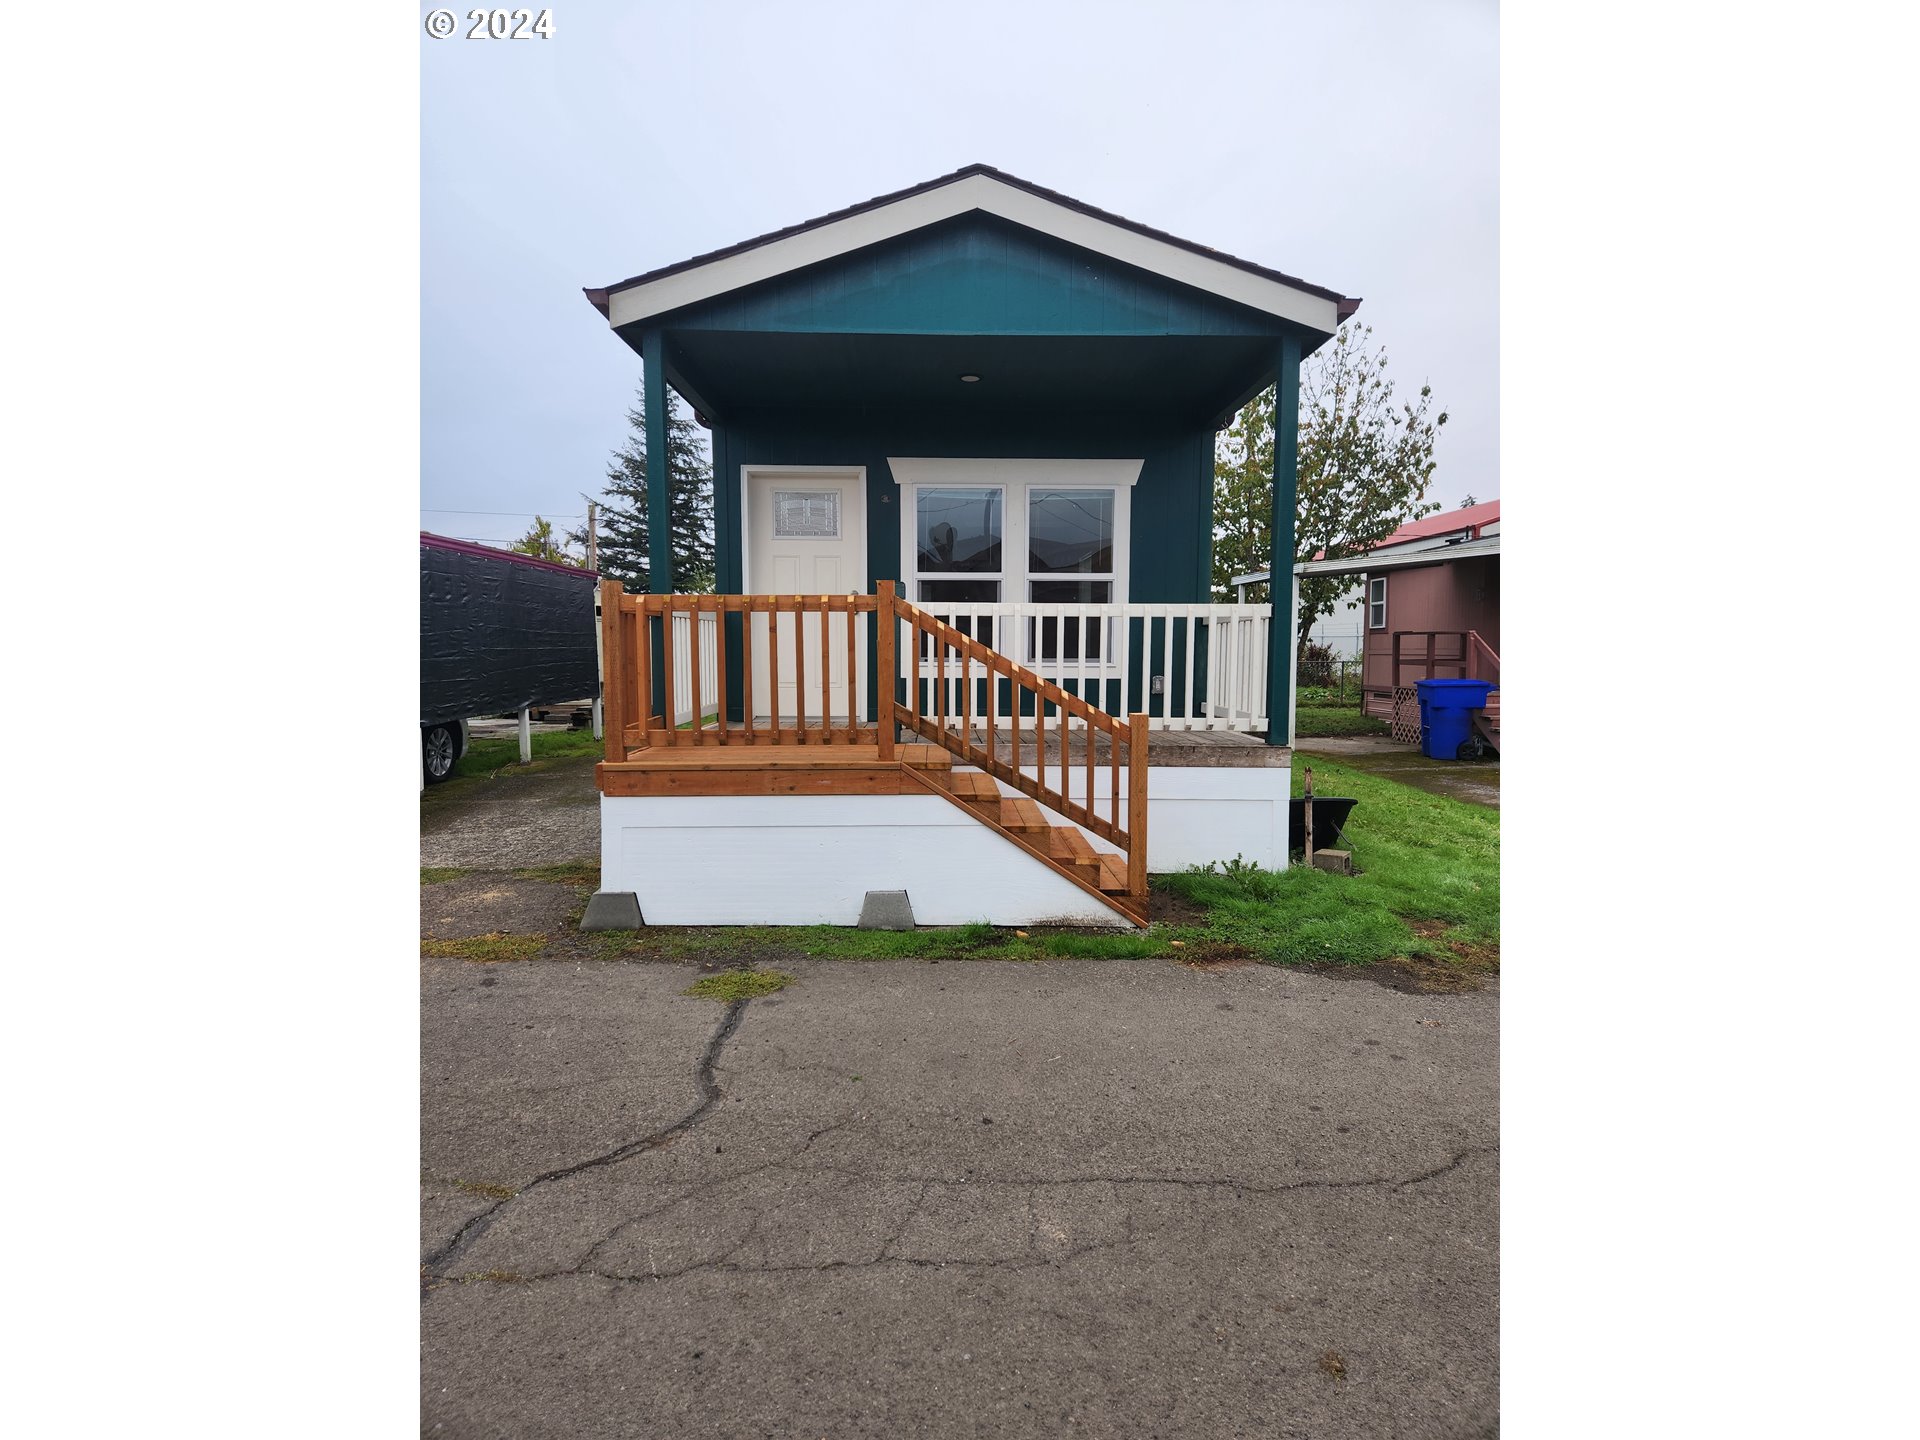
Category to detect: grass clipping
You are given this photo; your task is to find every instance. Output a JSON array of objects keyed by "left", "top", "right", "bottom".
[{"left": 684, "top": 968, "right": 794, "bottom": 1002}]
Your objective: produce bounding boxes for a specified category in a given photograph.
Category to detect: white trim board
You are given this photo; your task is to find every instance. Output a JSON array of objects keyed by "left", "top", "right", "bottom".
[{"left": 606, "top": 173, "right": 1345, "bottom": 334}]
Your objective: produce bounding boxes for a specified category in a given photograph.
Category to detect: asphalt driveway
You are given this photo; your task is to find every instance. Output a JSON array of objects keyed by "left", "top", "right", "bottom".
[{"left": 421, "top": 947, "right": 1498, "bottom": 1438}]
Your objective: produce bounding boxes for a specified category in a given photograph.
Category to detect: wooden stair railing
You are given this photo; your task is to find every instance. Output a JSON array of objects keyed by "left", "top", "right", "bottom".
[
  {"left": 1466, "top": 631, "right": 1501, "bottom": 750},
  {"left": 880, "top": 581, "right": 1149, "bottom": 908}
]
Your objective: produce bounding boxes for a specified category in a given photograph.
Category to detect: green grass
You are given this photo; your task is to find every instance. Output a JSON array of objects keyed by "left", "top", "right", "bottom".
[
  {"left": 684, "top": 968, "right": 796, "bottom": 1001},
  {"left": 421, "top": 932, "right": 548, "bottom": 963},
  {"left": 1293, "top": 707, "right": 1390, "bottom": 738},
  {"left": 452, "top": 727, "right": 602, "bottom": 778},
  {"left": 578, "top": 754, "right": 1495, "bottom": 984},
  {"left": 1156, "top": 755, "right": 1498, "bottom": 969},
  {"left": 1292, "top": 684, "right": 1389, "bottom": 738},
  {"left": 420, "top": 866, "right": 471, "bottom": 885}
]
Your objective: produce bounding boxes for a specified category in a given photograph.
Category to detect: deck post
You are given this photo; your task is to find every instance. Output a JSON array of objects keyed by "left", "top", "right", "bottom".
[
  {"left": 876, "top": 581, "right": 897, "bottom": 760},
  {"left": 1266, "top": 335, "right": 1301, "bottom": 746},
  {"left": 600, "top": 580, "right": 626, "bottom": 764},
  {"left": 642, "top": 331, "right": 671, "bottom": 717},
  {"left": 1127, "top": 712, "right": 1149, "bottom": 900},
  {"left": 518, "top": 706, "right": 532, "bottom": 764}
]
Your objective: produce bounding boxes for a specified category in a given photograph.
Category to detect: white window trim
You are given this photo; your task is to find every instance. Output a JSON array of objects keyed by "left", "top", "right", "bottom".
[
  {"left": 890, "top": 458, "right": 1140, "bottom": 669},
  {"left": 1367, "top": 576, "right": 1387, "bottom": 630}
]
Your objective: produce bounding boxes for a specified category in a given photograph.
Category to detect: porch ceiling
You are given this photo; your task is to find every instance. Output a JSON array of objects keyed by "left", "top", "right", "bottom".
[{"left": 663, "top": 330, "right": 1279, "bottom": 425}]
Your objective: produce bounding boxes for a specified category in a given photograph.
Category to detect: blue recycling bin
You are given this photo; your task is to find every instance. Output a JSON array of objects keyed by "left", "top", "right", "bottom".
[{"left": 1416, "top": 678, "right": 1498, "bottom": 761}]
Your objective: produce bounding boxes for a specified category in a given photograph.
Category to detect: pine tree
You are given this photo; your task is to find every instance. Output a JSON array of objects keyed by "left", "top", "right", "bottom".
[{"left": 572, "top": 380, "right": 715, "bottom": 592}]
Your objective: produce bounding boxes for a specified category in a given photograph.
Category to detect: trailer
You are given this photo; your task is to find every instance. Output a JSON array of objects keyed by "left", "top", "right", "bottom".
[{"left": 419, "top": 532, "right": 600, "bottom": 783}]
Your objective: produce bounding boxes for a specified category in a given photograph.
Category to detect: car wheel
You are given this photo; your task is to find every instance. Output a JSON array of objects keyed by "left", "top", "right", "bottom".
[{"left": 422, "top": 723, "right": 460, "bottom": 784}]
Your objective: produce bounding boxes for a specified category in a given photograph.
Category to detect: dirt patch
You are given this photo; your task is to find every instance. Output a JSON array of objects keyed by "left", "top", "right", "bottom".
[
  {"left": 421, "top": 753, "right": 600, "bottom": 868},
  {"left": 421, "top": 875, "right": 585, "bottom": 940},
  {"left": 1303, "top": 924, "right": 1499, "bottom": 995},
  {"left": 1146, "top": 882, "right": 1212, "bottom": 929},
  {"left": 1178, "top": 942, "right": 1259, "bottom": 972}
]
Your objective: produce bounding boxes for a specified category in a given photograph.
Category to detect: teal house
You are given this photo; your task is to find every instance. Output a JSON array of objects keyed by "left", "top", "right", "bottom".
[{"left": 582, "top": 166, "right": 1358, "bottom": 929}]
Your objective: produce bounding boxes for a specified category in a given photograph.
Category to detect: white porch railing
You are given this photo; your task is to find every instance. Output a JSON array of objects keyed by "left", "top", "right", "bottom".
[
  {"left": 915, "top": 602, "right": 1271, "bottom": 731},
  {"left": 668, "top": 610, "right": 720, "bottom": 727}
]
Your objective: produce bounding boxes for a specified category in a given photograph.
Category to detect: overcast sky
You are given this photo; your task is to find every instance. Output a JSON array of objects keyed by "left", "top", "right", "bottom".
[{"left": 421, "top": 0, "right": 1497, "bottom": 550}]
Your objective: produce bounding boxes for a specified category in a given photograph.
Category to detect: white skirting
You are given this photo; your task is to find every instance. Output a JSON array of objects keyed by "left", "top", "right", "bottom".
[
  {"left": 1006, "top": 763, "right": 1292, "bottom": 874},
  {"left": 599, "top": 793, "right": 1132, "bottom": 928}
]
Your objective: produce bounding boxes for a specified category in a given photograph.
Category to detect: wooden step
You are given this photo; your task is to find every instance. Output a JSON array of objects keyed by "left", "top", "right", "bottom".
[
  {"left": 1046, "top": 825, "right": 1102, "bottom": 878},
  {"left": 941, "top": 770, "right": 1000, "bottom": 801},
  {"left": 999, "top": 797, "right": 1049, "bottom": 835},
  {"left": 1096, "top": 854, "right": 1129, "bottom": 894},
  {"left": 898, "top": 743, "right": 952, "bottom": 770}
]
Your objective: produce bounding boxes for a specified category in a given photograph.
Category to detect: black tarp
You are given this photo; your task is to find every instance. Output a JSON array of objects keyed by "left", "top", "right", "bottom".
[{"left": 420, "top": 538, "right": 599, "bottom": 724}]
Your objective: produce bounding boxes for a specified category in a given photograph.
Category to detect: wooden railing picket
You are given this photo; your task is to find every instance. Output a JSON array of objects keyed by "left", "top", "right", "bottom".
[
  {"left": 876, "top": 582, "right": 896, "bottom": 760},
  {"left": 884, "top": 592, "right": 1147, "bottom": 900}
]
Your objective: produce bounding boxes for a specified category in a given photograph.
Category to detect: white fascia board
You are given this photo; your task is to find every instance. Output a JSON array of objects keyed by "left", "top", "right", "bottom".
[
  {"left": 887, "top": 457, "right": 1144, "bottom": 488},
  {"left": 1293, "top": 535, "right": 1502, "bottom": 578},
  {"left": 607, "top": 174, "right": 1343, "bottom": 334}
]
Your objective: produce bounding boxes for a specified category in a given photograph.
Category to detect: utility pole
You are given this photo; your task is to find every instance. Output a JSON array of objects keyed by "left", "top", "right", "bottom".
[{"left": 586, "top": 500, "right": 599, "bottom": 571}]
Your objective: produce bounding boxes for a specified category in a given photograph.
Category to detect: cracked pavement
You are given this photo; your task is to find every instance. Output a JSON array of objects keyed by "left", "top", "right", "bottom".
[{"left": 422, "top": 956, "right": 1498, "bottom": 1438}]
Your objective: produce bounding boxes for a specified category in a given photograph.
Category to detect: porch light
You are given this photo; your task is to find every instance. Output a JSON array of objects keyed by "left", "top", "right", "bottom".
[{"left": 959, "top": 373, "right": 981, "bottom": 383}]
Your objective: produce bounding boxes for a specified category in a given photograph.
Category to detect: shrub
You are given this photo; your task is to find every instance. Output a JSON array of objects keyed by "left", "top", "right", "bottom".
[{"left": 1298, "top": 642, "right": 1336, "bottom": 687}]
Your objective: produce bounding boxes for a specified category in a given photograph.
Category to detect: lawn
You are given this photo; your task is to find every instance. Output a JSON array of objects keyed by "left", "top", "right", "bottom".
[
  {"left": 452, "top": 726, "right": 603, "bottom": 778},
  {"left": 1292, "top": 682, "right": 1389, "bottom": 739},
  {"left": 577, "top": 752, "right": 1497, "bottom": 983}
]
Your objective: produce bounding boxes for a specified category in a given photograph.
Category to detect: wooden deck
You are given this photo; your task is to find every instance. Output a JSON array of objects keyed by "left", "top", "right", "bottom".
[{"left": 593, "top": 582, "right": 1280, "bottom": 926}]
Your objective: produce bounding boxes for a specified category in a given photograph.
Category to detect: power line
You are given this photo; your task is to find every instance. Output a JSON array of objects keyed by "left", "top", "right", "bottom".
[{"left": 421, "top": 508, "right": 588, "bottom": 519}]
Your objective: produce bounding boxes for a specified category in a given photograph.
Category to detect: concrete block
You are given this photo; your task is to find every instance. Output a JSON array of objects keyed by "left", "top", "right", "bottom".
[
  {"left": 858, "top": 890, "right": 915, "bottom": 931},
  {"left": 1309, "top": 850, "right": 1354, "bottom": 876},
  {"left": 580, "top": 891, "right": 644, "bottom": 931}
]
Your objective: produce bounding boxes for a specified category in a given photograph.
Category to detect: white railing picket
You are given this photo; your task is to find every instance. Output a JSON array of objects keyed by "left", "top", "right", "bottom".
[{"left": 910, "top": 601, "right": 1271, "bottom": 734}]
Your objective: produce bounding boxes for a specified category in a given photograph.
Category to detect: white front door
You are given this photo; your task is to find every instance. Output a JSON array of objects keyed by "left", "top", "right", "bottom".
[{"left": 745, "top": 469, "right": 867, "bottom": 723}]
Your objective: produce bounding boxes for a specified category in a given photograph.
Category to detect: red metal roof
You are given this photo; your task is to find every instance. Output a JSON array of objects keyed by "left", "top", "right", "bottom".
[{"left": 1373, "top": 499, "right": 1500, "bottom": 550}]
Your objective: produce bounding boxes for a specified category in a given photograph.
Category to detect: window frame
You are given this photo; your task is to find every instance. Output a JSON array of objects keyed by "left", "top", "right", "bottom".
[
  {"left": 892, "top": 459, "right": 1139, "bottom": 670},
  {"left": 1367, "top": 575, "right": 1387, "bottom": 630}
]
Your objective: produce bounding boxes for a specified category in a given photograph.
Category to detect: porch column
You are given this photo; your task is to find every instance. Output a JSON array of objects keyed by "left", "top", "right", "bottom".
[
  {"left": 643, "top": 329, "right": 672, "bottom": 594},
  {"left": 1266, "top": 335, "right": 1302, "bottom": 745}
]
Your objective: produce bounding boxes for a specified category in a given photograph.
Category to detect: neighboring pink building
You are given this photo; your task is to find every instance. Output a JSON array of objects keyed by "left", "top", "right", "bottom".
[{"left": 1279, "top": 500, "right": 1500, "bottom": 751}]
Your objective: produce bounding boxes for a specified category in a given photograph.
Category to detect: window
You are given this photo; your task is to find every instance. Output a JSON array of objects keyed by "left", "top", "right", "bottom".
[
  {"left": 1028, "top": 487, "right": 1115, "bottom": 660},
  {"left": 1368, "top": 576, "right": 1387, "bottom": 630},
  {"left": 893, "top": 458, "right": 1140, "bottom": 667},
  {"left": 914, "top": 486, "right": 1003, "bottom": 645},
  {"left": 773, "top": 490, "right": 840, "bottom": 539}
]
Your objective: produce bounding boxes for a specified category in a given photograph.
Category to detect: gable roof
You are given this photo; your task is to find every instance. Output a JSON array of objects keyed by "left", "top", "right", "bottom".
[{"left": 587, "top": 164, "right": 1360, "bottom": 336}]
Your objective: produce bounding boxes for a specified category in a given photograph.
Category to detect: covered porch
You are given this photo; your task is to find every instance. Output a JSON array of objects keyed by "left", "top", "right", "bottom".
[{"left": 582, "top": 166, "right": 1358, "bottom": 927}]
